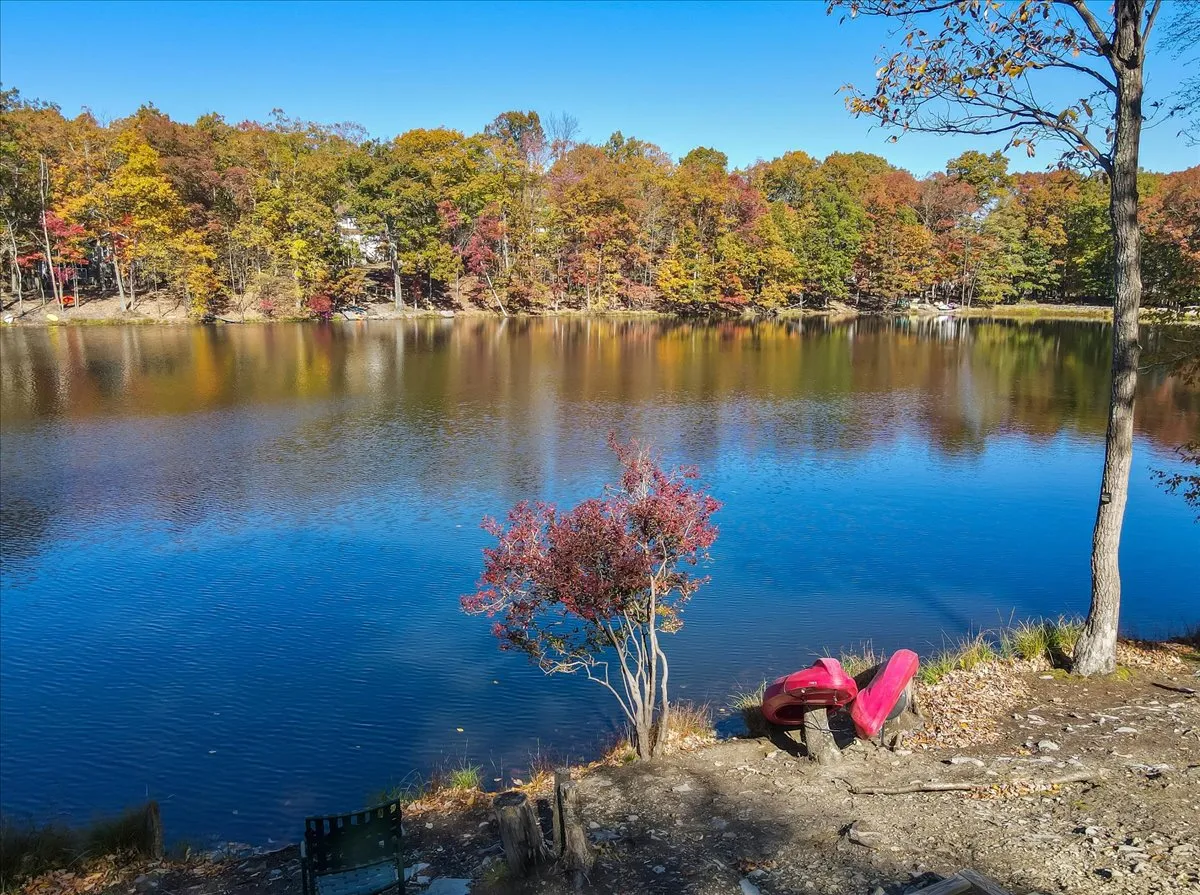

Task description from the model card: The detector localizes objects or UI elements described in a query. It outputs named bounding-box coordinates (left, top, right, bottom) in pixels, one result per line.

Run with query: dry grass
left=729, top=682, right=769, bottom=738
left=838, top=643, right=882, bottom=677
left=0, top=804, right=160, bottom=891
left=665, top=701, right=714, bottom=741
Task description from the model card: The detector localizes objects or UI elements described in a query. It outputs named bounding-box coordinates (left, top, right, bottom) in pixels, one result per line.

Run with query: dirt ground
left=20, top=643, right=1200, bottom=895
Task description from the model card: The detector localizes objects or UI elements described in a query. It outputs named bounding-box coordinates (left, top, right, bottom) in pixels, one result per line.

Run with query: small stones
left=1114, top=726, right=1138, bottom=734
left=1037, top=740, right=1060, bottom=752
left=652, top=864, right=665, bottom=874
left=740, top=879, right=763, bottom=895
left=947, top=755, right=985, bottom=767
left=672, top=782, right=693, bottom=793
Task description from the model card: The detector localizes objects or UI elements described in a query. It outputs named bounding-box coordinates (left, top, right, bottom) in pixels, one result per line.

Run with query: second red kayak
left=761, top=658, right=858, bottom=726
left=850, top=648, right=920, bottom=738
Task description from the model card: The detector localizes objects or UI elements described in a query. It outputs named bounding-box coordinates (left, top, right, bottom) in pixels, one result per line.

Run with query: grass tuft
left=838, top=643, right=881, bottom=677
left=729, top=682, right=769, bottom=738
left=955, top=633, right=997, bottom=671
left=446, top=764, right=483, bottom=791
left=1000, top=616, right=1083, bottom=666
left=917, top=651, right=955, bottom=685
left=666, top=702, right=714, bottom=740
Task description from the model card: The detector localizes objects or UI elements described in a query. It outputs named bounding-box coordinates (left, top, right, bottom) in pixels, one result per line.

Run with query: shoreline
left=2, top=297, right=1193, bottom=329
left=7, top=626, right=1198, bottom=894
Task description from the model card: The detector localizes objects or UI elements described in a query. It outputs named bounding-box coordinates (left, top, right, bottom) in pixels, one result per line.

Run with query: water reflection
left=1, top=317, right=1197, bottom=844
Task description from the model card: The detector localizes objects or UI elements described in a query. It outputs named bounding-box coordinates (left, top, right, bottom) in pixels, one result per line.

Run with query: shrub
left=307, top=293, right=333, bottom=320
left=463, top=436, right=720, bottom=761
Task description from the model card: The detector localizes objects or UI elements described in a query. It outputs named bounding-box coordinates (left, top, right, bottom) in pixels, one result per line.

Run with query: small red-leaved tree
left=462, top=437, right=720, bottom=760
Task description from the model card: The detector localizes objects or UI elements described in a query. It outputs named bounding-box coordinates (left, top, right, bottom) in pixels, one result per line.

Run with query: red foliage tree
left=306, top=292, right=334, bottom=320
left=462, top=437, right=720, bottom=760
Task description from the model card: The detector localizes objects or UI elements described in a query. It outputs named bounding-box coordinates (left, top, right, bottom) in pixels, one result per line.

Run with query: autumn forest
left=1, top=88, right=1197, bottom=319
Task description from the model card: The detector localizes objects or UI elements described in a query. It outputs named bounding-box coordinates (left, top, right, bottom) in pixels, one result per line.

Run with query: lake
left=1, top=316, right=1197, bottom=845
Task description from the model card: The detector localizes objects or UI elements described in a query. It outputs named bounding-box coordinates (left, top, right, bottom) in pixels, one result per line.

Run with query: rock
left=134, top=874, right=161, bottom=893
left=268, top=868, right=282, bottom=881
left=711, top=817, right=729, bottom=830
left=1171, top=843, right=1195, bottom=856
left=1037, top=740, right=1060, bottom=752
left=404, top=863, right=430, bottom=882
left=653, top=865, right=665, bottom=874
left=947, top=756, right=985, bottom=767
left=846, top=820, right=884, bottom=849
left=424, top=881, right=472, bottom=895
left=672, top=782, right=693, bottom=793
left=740, top=879, right=763, bottom=895
left=1113, top=727, right=1138, bottom=734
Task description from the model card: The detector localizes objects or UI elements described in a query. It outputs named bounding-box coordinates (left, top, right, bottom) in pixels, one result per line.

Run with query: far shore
left=1, top=294, right=1194, bottom=328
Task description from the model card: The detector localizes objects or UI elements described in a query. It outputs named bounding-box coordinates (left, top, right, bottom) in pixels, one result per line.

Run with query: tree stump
left=551, top=767, right=572, bottom=857
left=143, top=801, right=164, bottom=859
left=880, top=683, right=923, bottom=749
left=493, top=791, right=547, bottom=875
left=801, top=706, right=842, bottom=765
left=556, top=780, right=593, bottom=890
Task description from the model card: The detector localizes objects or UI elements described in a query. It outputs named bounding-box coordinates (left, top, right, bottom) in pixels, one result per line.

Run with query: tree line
left=1, top=89, right=1196, bottom=319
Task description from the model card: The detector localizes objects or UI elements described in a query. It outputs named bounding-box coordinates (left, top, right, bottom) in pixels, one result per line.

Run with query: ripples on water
left=1, top=317, right=1197, bottom=843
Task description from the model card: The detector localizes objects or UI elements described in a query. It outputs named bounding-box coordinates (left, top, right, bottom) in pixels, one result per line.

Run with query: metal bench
left=300, top=798, right=404, bottom=895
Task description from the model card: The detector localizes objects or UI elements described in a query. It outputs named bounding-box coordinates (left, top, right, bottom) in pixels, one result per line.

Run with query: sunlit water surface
left=1, top=317, right=1197, bottom=843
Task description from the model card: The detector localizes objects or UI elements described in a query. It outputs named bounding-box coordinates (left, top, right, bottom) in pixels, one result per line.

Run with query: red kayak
left=761, top=658, right=858, bottom=726
left=850, top=649, right=919, bottom=738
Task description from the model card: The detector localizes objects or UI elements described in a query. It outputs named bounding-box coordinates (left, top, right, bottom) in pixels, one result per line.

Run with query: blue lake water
left=1, top=317, right=1197, bottom=845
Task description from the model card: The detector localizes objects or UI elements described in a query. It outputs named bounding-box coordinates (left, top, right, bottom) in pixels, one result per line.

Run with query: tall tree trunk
left=1074, top=1, right=1145, bottom=677
left=5, top=219, right=21, bottom=313
left=386, top=226, right=404, bottom=312
left=38, top=155, right=61, bottom=307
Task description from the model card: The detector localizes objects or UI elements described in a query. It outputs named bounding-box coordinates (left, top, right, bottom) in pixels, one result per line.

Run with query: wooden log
left=143, top=801, right=164, bottom=859
left=802, top=706, right=841, bottom=765
left=493, top=791, right=546, bottom=875
left=846, top=769, right=1098, bottom=796
left=958, top=868, right=1016, bottom=895
left=556, top=780, right=593, bottom=890
left=914, top=874, right=974, bottom=895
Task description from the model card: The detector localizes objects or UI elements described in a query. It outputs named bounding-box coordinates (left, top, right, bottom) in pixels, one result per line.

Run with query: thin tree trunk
left=5, top=219, right=21, bottom=313
left=484, top=270, right=508, bottom=317
left=1074, top=1, right=1145, bottom=677
left=113, top=257, right=127, bottom=310
left=38, top=155, right=61, bottom=307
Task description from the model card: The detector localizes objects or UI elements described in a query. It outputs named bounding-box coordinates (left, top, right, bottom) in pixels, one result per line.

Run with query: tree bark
left=1074, top=0, right=1145, bottom=677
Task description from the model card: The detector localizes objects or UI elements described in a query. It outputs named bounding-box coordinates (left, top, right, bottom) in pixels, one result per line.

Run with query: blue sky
left=1, top=0, right=1195, bottom=175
